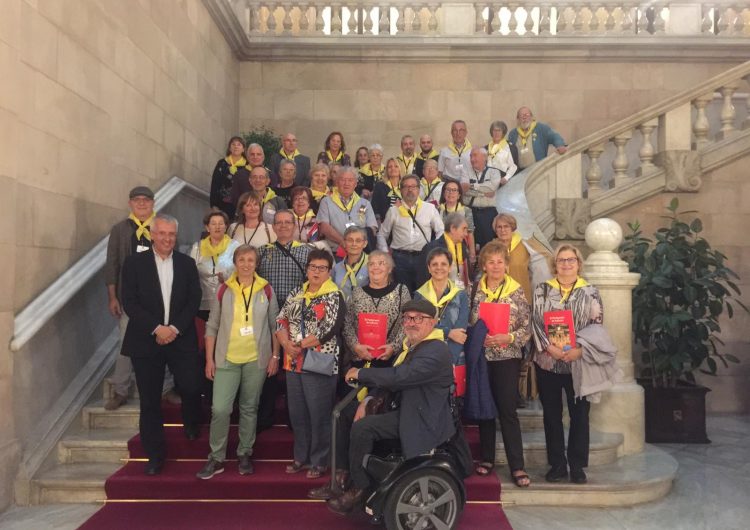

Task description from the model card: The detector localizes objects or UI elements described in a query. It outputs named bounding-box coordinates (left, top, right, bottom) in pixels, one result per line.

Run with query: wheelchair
left=330, top=389, right=469, bottom=530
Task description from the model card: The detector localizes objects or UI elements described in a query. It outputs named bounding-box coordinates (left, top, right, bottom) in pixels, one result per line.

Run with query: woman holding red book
left=469, top=241, right=531, bottom=487
left=531, top=244, right=604, bottom=485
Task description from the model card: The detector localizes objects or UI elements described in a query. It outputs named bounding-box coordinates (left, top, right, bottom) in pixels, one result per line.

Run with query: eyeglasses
left=444, top=188, right=459, bottom=193
left=400, top=185, right=419, bottom=190
left=556, top=257, right=579, bottom=265
left=274, top=220, right=294, bottom=225
left=307, top=264, right=330, bottom=272
left=495, top=224, right=513, bottom=231
left=403, top=315, right=430, bottom=324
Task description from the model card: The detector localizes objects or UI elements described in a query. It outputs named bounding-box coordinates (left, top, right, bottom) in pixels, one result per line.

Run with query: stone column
left=583, top=218, right=644, bottom=456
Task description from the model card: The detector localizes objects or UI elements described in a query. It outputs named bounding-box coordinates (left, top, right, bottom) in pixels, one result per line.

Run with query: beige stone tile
left=0, top=109, right=19, bottom=180
left=134, top=133, right=157, bottom=179
left=74, top=199, right=121, bottom=252
left=19, top=1, right=58, bottom=78
left=0, top=246, right=15, bottom=312
left=0, top=176, right=16, bottom=247
left=239, top=62, right=264, bottom=89
left=273, top=90, right=315, bottom=120
left=0, top=0, right=20, bottom=48
left=30, top=188, right=77, bottom=250
left=13, top=245, right=74, bottom=308
left=0, top=41, right=24, bottom=116
left=464, top=63, right=506, bottom=91
left=113, top=33, right=155, bottom=99
left=490, top=90, right=536, bottom=124
left=239, top=89, right=277, bottom=121
left=145, top=101, right=164, bottom=143
left=0, top=312, right=13, bottom=374
left=163, top=114, right=185, bottom=159
left=55, top=33, right=101, bottom=108
left=541, top=90, right=584, bottom=121
left=16, top=124, right=60, bottom=190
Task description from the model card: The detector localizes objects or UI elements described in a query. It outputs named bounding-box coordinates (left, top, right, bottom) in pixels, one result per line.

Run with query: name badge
left=239, top=326, right=254, bottom=337
left=345, top=221, right=356, bottom=228
left=455, top=163, right=463, bottom=173
left=136, top=245, right=149, bottom=253
left=520, top=147, right=529, bottom=153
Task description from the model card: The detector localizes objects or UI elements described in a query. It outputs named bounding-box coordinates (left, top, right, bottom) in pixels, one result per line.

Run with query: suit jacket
left=358, top=337, right=455, bottom=459
left=120, top=249, right=202, bottom=358
left=268, top=152, right=312, bottom=188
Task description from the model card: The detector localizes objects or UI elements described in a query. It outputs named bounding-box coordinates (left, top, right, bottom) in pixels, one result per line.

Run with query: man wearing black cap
left=328, top=299, right=455, bottom=514
left=103, top=186, right=178, bottom=410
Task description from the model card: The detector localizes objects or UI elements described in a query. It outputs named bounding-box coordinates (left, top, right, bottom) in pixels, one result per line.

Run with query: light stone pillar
left=583, top=218, right=645, bottom=456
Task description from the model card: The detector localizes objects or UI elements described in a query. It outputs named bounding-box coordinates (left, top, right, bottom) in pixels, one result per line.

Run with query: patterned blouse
left=343, top=283, right=411, bottom=364
left=531, top=278, right=604, bottom=374
left=277, top=282, right=346, bottom=375
left=469, top=282, right=531, bottom=362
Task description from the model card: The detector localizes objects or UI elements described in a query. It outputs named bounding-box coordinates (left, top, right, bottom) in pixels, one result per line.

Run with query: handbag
left=299, top=304, right=335, bottom=376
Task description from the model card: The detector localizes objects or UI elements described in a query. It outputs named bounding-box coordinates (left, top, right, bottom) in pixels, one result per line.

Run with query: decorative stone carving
left=553, top=198, right=591, bottom=240
left=654, top=150, right=702, bottom=192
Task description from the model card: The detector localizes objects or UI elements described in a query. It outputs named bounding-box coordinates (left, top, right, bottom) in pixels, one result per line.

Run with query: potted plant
left=241, top=126, right=281, bottom=159
left=620, top=198, right=746, bottom=443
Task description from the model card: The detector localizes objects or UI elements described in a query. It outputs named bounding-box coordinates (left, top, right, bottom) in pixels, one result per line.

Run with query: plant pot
left=638, top=378, right=711, bottom=444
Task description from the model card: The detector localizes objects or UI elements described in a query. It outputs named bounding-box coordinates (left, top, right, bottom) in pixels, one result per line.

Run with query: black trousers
left=131, top=347, right=202, bottom=460
left=392, top=250, right=421, bottom=294
left=477, top=358, right=525, bottom=471
left=470, top=207, right=498, bottom=249
left=349, top=410, right=400, bottom=490
left=333, top=400, right=358, bottom=472
left=257, top=356, right=283, bottom=431
left=535, top=364, right=590, bottom=470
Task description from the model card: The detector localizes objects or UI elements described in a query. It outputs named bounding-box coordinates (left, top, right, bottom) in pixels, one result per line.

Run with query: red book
left=544, top=310, right=576, bottom=349
left=358, top=313, right=388, bottom=358
left=479, top=302, right=510, bottom=335
left=453, top=365, right=466, bottom=398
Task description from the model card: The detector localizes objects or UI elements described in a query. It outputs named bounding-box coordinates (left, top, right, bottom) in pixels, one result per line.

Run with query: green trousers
left=208, top=359, right=266, bottom=461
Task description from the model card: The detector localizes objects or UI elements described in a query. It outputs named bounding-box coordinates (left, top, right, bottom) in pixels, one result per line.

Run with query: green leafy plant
left=620, top=197, right=747, bottom=387
left=240, top=126, right=281, bottom=160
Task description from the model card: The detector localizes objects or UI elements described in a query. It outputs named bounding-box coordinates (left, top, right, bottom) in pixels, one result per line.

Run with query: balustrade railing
left=230, top=1, right=750, bottom=37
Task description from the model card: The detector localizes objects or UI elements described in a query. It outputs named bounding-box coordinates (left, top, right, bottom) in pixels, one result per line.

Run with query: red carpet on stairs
left=80, top=402, right=511, bottom=529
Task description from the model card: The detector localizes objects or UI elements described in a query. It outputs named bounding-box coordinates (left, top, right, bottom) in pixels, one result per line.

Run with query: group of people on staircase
left=102, top=107, right=619, bottom=513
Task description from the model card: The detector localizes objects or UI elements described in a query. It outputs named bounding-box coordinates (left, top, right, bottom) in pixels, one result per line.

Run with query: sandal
left=475, top=462, right=494, bottom=476
left=512, top=470, right=531, bottom=488
left=306, top=466, right=326, bottom=479
left=285, top=461, right=306, bottom=474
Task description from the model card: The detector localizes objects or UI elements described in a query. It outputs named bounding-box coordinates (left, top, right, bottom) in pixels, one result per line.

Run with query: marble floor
left=0, top=415, right=747, bottom=530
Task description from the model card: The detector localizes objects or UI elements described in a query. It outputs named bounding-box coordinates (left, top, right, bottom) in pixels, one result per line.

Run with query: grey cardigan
left=205, top=281, right=279, bottom=370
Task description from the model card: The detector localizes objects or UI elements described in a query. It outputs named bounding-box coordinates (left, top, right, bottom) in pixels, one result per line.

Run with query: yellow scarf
left=129, top=212, right=155, bottom=241
left=261, top=188, right=277, bottom=205
left=417, top=149, right=439, bottom=160
left=279, top=148, right=300, bottom=160
left=339, top=253, right=367, bottom=290
left=385, top=179, right=402, bottom=200
left=546, top=276, right=589, bottom=303
left=398, top=198, right=422, bottom=218
left=358, top=327, right=444, bottom=401
left=509, top=231, right=522, bottom=253
left=200, top=234, right=232, bottom=260
left=293, top=209, right=315, bottom=223
left=448, top=140, right=472, bottom=157
left=417, top=279, right=461, bottom=309
left=516, top=121, right=537, bottom=147
left=361, top=163, right=385, bottom=181
left=298, top=278, right=340, bottom=306
left=444, top=232, right=463, bottom=267
left=397, top=153, right=416, bottom=172
left=479, top=274, right=521, bottom=301
left=440, top=202, right=465, bottom=214
left=326, top=150, right=344, bottom=163
left=488, top=138, right=508, bottom=157
left=226, top=271, right=268, bottom=299
left=311, top=187, right=330, bottom=201
left=330, top=189, right=360, bottom=213
left=225, top=155, right=247, bottom=175
left=421, top=177, right=441, bottom=198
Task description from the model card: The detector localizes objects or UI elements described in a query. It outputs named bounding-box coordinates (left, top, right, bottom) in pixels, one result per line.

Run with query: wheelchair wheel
left=383, top=468, right=462, bottom=530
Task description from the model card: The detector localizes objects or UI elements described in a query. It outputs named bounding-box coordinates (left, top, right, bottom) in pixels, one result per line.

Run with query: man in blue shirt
left=507, top=106, right=567, bottom=170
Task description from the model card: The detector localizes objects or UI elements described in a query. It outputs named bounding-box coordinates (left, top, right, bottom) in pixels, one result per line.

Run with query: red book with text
left=479, top=302, right=511, bottom=335
left=358, top=313, right=388, bottom=358
left=543, top=310, right=576, bottom=349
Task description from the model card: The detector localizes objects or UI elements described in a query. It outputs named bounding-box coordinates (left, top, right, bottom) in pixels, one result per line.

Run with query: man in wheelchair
left=327, top=299, right=457, bottom=515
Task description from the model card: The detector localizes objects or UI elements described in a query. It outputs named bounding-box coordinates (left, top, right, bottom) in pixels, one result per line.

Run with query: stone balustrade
left=524, top=60, right=750, bottom=241
left=229, top=0, right=749, bottom=37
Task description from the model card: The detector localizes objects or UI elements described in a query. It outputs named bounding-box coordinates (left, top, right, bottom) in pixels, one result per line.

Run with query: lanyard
left=559, top=278, right=578, bottom=308
left=424, top=180, right=439, bottom=200
left=239, top=276, right=256, bottom=322
left=295, top=215, right=307, bottom=238
left=243, top=223, right=261, bottom=245
left=485, top=278, right=507, bottom=303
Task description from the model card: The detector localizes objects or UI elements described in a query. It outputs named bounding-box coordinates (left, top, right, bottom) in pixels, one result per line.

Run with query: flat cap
left=129, top=186, right=155, bottom=199
left=400, top=299, right=437, bottom=319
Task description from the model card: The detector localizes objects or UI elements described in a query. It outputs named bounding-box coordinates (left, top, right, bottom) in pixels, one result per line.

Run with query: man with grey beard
left=507, top=106, right=567, bottom=170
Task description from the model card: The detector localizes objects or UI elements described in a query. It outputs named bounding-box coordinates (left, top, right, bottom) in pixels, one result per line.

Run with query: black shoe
left=184, top=425, right=200, bottom=441
left=570, top=468, right=587, bottom=484
left=196, top=458, right=225, bottom=480
left=238, top=455, right=254, bottom=475
left=327, top=487, right=364, bottom=515
left=144, top=458, right=164, bottom=476
left=545, top=466, right=568, bottom=483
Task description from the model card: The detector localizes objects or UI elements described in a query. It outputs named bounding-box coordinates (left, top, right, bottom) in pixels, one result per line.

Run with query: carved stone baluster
left=378, top=5, right=390, bottom=35
left=700, top=4, right=713, bottom=34
left=409, top=6, right=420, bottom=33
left=691, top=93, right=713, bottom=149
left=716, top=5, right=729, bottom=34
left=331, top=3, right=342, bottom=34
left=418, top=4, right=428, bottom=33
left=265, top=3, right=277, bottom=33
left=297, top=3, right=310, bottom=33
left=611, top=131, right=633, bottom=186
left=652, top=5, right=666, bottom=34
left=428, top=3, right=439, bottom=33
left=282, top=3, right=293, bottom=34
left=556, top=5, right=568, bottom=34
left=743, top=74, right=750, bottom=130
left=315, top=2, right=324, bottom=32
left=717, top=81, right=741, bottom=140
left=636, top=119, right=658, bottom=177
left=585, top=143, right=606, bottom=198
left=524, top=4, right=534, bottom=34
left=538, top=4, right=551, bottom=34
left=249, top=2, right=262, bottom=34
left=734, top=6, right=745, bottom=34
left=589, top=4, right=601, bottom=32
left=604, top=4, right=615, bottom=32
left=508, top=3, right=521, bottom=35
left=572, top=3, right=586, bottom=33
left=620, top=5, right=634, bottom=33
left=474, top=3, right=484, bottom=33
left=396, top=5, right=405, bottom=33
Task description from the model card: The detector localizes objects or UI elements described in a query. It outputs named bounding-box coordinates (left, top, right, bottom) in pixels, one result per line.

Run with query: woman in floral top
left=469, top=241, right=531, bottom=487
left=276, top=249, right=345, bottom=479
left=531, top=244, right=603, bottom=486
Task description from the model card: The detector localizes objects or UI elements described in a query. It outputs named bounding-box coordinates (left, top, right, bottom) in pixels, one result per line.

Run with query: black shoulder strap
left=275, top=242, right=305, bottom=275
left=405, top=208, right=430, bottom=243
left=385, top=286, right=403, bottom=340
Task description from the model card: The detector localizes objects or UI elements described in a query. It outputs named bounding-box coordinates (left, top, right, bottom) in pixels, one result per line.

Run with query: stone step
left=29, top=463, right=120, bottom=505
left=499, top=445, right=677, bottom=507
left=57, top=430, right=134, bottom=464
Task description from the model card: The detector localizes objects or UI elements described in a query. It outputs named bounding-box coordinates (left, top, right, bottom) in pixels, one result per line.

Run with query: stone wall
left=0, top=0, right=239, bottom=510
left=238, top=61, right=739, bottom=159
left=610, top=156, right=750, bottom=414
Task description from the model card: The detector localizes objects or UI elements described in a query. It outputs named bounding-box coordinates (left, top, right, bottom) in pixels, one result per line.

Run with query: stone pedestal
left=583, top=218, right=645, bottom=456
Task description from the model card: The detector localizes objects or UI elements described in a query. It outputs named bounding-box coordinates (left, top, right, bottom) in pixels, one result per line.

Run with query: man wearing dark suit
left=329, top=299, right=456, bottom=514
left=268, top=133, right=311, bottom=187
left=121, top=213, right=203, bottom=475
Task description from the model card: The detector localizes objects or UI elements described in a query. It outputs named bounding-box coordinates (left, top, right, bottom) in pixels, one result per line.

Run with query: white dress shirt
left=377, top=201, right=445, bottom=252
left=488, top=146, right=518, bottom=179
left=153, top=251, right=174, bottom=325
left=438, top=144, right=472, bottom=182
